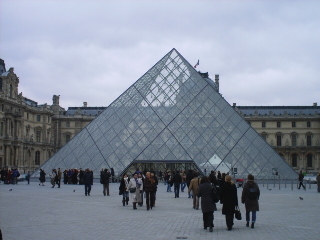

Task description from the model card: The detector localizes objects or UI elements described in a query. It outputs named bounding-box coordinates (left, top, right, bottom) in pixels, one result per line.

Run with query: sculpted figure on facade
left=52, top=95, right=60, bottom=105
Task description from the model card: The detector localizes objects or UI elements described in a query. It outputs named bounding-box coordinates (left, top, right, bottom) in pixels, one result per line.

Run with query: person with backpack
left=241, top=174, right=260, bottom=229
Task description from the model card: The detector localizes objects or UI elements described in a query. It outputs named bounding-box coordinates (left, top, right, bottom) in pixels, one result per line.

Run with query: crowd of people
left=115, top=168, right=261, bottom=232
left=2, top=165, right=320, bottom=232
left=0, top=168, right=22, bottom=184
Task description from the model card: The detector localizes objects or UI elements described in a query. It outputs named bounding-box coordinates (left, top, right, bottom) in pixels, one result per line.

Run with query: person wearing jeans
left=83, top=168, right=93, bottom=196
left=172, top=171, right=182, bottom=198
left=241, top=174, right=260, bottom=229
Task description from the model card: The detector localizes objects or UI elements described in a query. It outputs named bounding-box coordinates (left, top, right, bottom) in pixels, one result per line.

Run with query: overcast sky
left=1, top=0, right=319, bottom=109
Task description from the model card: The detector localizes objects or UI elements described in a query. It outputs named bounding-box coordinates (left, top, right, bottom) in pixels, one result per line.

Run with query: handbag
left=234, top=206, right=242, bottom=220
left=129, top=187, right=136, bottom=193
left=211, top=186, right=219, bottom=203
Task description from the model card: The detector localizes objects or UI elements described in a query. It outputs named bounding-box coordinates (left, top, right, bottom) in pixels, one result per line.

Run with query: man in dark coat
left=298, top=170, right=306, bottom=190
left=172, top=170, right=182, bottom=198
left=101, top=169, right=111, bottom=196
left=83, top=168, right=93, bottom=196
left=220, top=175, right=238, bottom=231
left=241, top=174, right=260, bottom=228
left=197, top=176, right=217, bottom=232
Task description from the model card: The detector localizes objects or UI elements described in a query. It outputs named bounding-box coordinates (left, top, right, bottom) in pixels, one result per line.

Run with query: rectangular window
left=35, top=151, right=40, bottom=165
left=36, top=115, right=41, bottom=122
left=276, top=135, right=282, bottom=146
left=307, top=154, right=313, bottom=168
left=277, top=121, right=281, bottom=128
left=292, top=122, right=296, bottom=128
left=66, top=134, right=71, bottom=143
left=292, top=135, right=297, bottom=147
left=36, top=130, right=41, bottom=142
left=307, top=121, right=311, bottom=128
left=0, top=122, right=3, bottom=136
left=292, top=155, right=297, bottom=167
left=261, top=134, right=267, bottom=141
left=27, top=113, right=29, bottom=120
left=307, top=135, right=312, bottom=146
left=262, top=121, right=266, bottom=128
left=66, top=121, right=70, bottom=128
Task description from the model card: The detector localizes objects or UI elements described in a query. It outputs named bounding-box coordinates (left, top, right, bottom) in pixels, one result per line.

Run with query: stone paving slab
left=0, top=180, right=319, bottom=240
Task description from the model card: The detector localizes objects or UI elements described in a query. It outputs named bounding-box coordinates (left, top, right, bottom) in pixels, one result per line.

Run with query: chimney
left=215, top=74, right=219, bottom=92
left=313, top=102, right=317, bottom=106
left=233, top=103, right=236, bottom=107
left=83, top=102, right=87, bottom=107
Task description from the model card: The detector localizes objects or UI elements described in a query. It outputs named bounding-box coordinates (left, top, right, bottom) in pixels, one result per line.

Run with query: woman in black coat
left=220, top=175, right=238, bottom=231
left=197, top=176, right=217, bottom=232
left=39, top=169, right=46, bottom=186
left=241, top=174, right=260, bottom=228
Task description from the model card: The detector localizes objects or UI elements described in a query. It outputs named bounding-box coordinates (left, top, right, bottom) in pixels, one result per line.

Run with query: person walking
left=56, top=168, right=62, bottom=188
left=180, top=170, right=187, bottom=192
left=49, top=169, right=57, bottom=188
left=144, top=172, right=156, bottom=210
left=101, top=169, right=111, bottom=196
left=186, top=170, right=193, bottom=198
left=298, top=170, right=306, bottom=190
left=188, top=172, right=200, bottom=209
left=137, top=172, right=145, bottom=207
left=165, top=171, right=172, bottom=192
left=241, top=174, right=260, bottom=229
left=317, top=172, right=320, bottom=193
left=197, top=176, right=217, bottom=232
left=26, top=171, right=31, bottom=184
left=127, top=173, right=143, bottom=210
left=39, top=169, right=46, bottom=186
left=172, top=170, right=182, bottom=198
left=220, top=175, right=238, bottom=231
left=119, top=174, right=130, bottom=206
left=83, top=168, right=93, bottom=196
left=150, top=172, right=158, bottom=207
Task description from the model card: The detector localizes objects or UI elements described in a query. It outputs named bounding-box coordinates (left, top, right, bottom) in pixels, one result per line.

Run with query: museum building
left=0, top=51, right=319, bottom=177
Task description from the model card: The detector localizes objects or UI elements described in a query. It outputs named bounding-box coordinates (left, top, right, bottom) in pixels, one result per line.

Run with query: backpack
left=248, top=187, right=258, bottom=200
left=211, top=185, right=219, bottom=203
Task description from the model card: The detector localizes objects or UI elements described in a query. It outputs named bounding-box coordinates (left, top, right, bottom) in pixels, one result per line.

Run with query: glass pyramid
left=33, top=48, right=297, bottom=179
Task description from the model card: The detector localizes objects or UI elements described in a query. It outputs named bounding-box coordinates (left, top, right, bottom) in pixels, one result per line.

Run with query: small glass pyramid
left=33, top=48, right=297, bottom=179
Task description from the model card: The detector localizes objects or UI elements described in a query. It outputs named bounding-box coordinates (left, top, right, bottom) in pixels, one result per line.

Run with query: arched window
left=307, top=154, right=313, bottom=168
left=35, top=151, right=40, bottom=165
left=291, top=153, right=298, bottom=167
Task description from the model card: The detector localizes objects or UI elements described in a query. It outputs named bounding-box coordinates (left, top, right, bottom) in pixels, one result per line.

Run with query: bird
left=299, top=197, right=303, bottom=200
left=73, top=190, right=76, bottom=192
left=9, top=189, right=12, bottom=191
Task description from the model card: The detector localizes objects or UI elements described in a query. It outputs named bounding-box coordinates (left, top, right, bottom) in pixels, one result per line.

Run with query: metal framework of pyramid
left=33, top=48, right=297, bottom=179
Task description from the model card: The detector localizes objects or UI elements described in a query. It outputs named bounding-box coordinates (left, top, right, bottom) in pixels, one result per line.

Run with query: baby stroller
left=236, top=178, right=244, bottom=188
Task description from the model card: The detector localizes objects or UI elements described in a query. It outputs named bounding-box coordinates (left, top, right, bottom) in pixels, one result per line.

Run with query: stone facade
left=0, top=59, right=319, bottom=173
left=234, top=105, right=320, bottom=173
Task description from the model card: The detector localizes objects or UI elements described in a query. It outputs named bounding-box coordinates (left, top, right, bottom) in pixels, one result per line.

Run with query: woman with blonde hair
left=220, top=175, right=238, bottom=231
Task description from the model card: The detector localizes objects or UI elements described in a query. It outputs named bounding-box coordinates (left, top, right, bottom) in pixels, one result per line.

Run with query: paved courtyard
left=0, top=179, right=319, bottom=240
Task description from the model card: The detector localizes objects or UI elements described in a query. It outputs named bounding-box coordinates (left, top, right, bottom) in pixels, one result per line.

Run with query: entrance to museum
left=120, top=160, right=203, bottom=179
